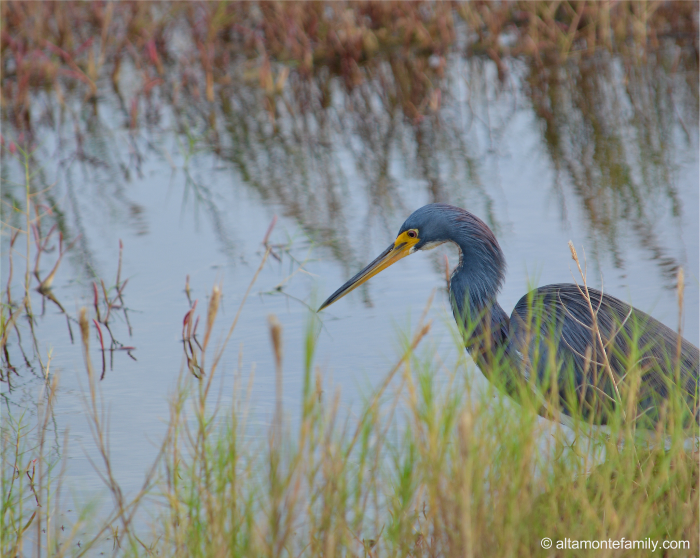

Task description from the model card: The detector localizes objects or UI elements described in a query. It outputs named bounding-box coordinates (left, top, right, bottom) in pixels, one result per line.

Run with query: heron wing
left=507, top=284, right=699, bottom=426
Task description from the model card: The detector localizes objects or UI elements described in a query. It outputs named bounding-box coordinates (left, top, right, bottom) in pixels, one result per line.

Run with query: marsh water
left=2, top=11, right=699, bottom=542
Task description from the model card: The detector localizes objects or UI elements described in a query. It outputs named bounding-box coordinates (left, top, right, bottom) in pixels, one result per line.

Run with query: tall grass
left=143, top=267, right=698, bottom=556
left=0, top=144, right=137, bottom=556
left=2, top=230, right=698, bottom=556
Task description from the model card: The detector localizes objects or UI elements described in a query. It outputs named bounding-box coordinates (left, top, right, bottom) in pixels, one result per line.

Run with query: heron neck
left=449, top=244, right=509, bottom=350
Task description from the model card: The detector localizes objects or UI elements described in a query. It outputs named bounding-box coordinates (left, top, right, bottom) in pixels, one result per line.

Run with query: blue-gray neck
left=445, top=222, right=509, bottom=354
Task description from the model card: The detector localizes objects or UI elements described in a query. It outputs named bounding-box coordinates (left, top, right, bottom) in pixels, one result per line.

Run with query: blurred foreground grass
left=2, top=247, right=698, bottom=557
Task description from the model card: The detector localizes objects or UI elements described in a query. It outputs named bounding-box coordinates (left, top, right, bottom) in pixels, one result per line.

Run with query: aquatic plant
left=1, top=3, right=697, bottom=556
left=2, top=2, right=697, bottom=127
left=4, top=223, right=697, bottom=556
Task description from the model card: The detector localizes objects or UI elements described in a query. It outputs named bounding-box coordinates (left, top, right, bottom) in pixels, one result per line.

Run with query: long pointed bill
left=318, top=231, right=419, bottom=312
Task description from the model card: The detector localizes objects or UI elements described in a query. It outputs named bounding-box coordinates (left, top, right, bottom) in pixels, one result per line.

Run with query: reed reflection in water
left=171, top=52, right=696, bottom=295
left=2, top=3, right=697, bottom=392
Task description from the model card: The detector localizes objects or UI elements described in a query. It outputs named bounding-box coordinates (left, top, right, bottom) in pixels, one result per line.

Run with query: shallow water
left=2, top=45, right=698, bottom=535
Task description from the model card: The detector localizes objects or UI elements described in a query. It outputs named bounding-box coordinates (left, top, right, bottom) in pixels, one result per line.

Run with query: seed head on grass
left=676, top=267, right=685, bottom=370
left=268, top=314, right=283, bottom=372
left=268, top=314, right=284, bottom=441
left=79, top=307, right=90, bottom=360
left=201, top=283, right=221, bottom=353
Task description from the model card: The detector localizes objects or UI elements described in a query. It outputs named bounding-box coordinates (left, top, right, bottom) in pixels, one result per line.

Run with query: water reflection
left=162, top=51, right=695, bottom=290
left=2, top=3, right=697, bottom=395
left=203, top=60, right=499, bottom=297
left=526, top=48, right=697, bottom=285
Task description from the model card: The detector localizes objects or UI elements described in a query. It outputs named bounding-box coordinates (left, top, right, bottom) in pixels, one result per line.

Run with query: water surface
left=2, top=37, right=698, bottom=524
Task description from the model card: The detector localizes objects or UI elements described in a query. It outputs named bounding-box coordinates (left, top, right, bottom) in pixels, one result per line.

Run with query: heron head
left=317, top=204, right=460, bottom=311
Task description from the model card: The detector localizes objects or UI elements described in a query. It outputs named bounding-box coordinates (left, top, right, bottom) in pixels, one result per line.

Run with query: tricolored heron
left=319, top=204, right=699, bottom=427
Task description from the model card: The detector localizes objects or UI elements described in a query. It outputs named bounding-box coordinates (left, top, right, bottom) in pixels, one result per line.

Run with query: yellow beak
left=318, top=231, right=419, bottom=312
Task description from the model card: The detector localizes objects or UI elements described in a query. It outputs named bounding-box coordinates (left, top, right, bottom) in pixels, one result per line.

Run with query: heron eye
left=407, top=230, right=418, bottom=239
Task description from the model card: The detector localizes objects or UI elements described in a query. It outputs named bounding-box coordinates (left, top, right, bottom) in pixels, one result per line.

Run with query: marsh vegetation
left=1, top=2, right=698, bottom=556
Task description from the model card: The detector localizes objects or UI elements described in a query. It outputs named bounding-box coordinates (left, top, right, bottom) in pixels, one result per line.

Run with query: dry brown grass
left=2, top=1, right=697, bottom=129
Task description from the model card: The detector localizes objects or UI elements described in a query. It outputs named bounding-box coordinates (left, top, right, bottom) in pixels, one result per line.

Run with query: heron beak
left=318, top=231, right=419, bottom=312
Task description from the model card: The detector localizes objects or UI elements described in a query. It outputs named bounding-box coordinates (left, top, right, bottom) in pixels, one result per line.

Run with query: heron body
left=319, top=204, right=699, bottom=427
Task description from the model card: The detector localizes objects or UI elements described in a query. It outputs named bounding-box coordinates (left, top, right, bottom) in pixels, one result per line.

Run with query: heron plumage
left=509, top=284, right=699, bottom=425
left=320, top=203, right=700, bottom=427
